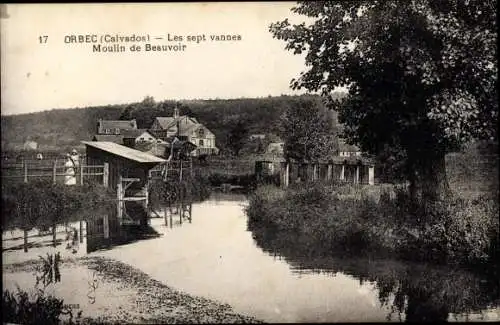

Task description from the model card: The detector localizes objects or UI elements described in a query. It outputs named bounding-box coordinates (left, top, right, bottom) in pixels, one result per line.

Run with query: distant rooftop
left=82, top=141, right=166, bottom=164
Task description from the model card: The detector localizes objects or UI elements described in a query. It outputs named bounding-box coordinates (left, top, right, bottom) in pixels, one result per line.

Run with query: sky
left=0, top=2, right=313, bottom=116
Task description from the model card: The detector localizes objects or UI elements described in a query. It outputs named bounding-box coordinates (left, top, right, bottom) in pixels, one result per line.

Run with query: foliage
left=395, top=191, right=500, bottom=264
left=148, top=174, right=211, bottom=210
left=1, top=179, right=115, bottom=231
left=2, top=289, right=66, bottom=325
left=247, top=182, right=499, bottom=265
left=2, top=253, right=82, bottom=325
left=270, top=1, right=497, bottom=200
left=279, top=97, right=338, bottom=161
left=226, top=120, right=250, bottom=157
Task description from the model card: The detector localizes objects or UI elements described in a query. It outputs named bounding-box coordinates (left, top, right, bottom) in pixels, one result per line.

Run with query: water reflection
left=249, top=224, right=500, bottom=322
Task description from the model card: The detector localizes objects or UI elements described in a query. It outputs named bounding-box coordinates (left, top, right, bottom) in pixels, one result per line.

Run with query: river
left=92, top=192, right=500, bottom=322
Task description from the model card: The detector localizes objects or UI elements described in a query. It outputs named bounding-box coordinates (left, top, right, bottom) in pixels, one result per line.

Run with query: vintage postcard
left=1, top=2, right=498, bottom=324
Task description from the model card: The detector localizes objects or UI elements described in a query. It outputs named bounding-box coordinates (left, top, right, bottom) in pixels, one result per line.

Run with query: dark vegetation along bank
left=1, top=179, right=115, bottom=233
left=246, top=182, right=499, bottom=268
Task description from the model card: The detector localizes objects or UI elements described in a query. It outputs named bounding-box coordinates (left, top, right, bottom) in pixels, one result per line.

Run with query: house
left=149, top=107, right=219, bottom=157
left=338, top=139, right=362, bottom=157
left=23, top=140, right=38, bottom=151
left=92, top=134, right=124, bottom=143
left=266, top=142, right=285, bottom=156
left=97, top=119, right=138, bottom=135
left=122, top=129, right=166, bottom=147
left=249, top=134, right=266, bottom=140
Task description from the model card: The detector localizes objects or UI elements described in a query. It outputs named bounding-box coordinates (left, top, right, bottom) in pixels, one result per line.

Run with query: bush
left=2, top=289, right=66, bottom=325
left=396, top=194, right=499, bottom=265
left=247, top=182, right=499, bottom=266
left=1, top=180, right=115, bottom=232
left=148, top=173, right=212, bottom=210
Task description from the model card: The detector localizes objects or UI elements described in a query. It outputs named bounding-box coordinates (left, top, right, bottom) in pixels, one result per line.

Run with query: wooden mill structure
left=148, top=158, right=194, bottom=227
left=82, top=141, right=167, bottom=251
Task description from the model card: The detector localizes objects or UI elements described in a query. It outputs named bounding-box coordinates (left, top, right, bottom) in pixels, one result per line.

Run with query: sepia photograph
left=1, top=2, right=499, bottom=323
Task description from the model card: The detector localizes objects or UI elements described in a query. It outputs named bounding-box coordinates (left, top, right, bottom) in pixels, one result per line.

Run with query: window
left=115, top=128, right=120, bottom=135
left=157, top=140, right=162, bottom=143
left=199, top=139, right=204, bottom=146
left=198, top=128, right=205, bottom=137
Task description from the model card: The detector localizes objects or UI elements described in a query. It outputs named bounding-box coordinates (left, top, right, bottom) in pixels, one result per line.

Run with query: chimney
left=173, top=106, right=180, bottom=119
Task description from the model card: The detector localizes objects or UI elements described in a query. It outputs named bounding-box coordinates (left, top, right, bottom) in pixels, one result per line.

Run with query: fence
left=1, top=159, right=109, bottom=186
left=149, top=159, right=194, bottom=180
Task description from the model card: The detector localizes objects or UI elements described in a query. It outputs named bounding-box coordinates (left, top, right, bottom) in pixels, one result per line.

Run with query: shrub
left=247, top=182, right=499, bottom=266
left=396, top=194, right=499, bottom=265
left=148, top=173, right=212, bottom=210
left=2, top=289, right=66, bottom=325
left=1, top=179, right=115, bottom=232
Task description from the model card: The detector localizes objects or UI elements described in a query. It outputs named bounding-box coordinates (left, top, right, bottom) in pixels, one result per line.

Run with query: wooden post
left=117, top=175, right=123, bottom=225
left=80, top=162, right=84, bottom=186
left=179, top=160, right=183, bottom=181
left=52, top=224, right=57, bottom=247
left=188, top=204, right=192, bottom=223
left=103, top=163, right=109, bottom=187
left=79, top=220, right=83, bottom=243
left=284, top=162, right=289, bottom=187
left=24, top=161, right=28, bottom=183
left=103, top=215, right=109, bottom=239
left=164, top=206, right=168, bottom=226
left=340, top=164, right=345, bottom=181
left=327, top=164, right=332, bottom=182
left=53, top=160, right=57, bottom=184
left=368, top=166, right=375, bottom=185
left=24, top=229, right=28, bottom=253
left=355, top=165, right=360, bottom=184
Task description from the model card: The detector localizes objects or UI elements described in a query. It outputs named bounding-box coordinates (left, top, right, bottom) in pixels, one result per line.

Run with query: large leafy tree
left=280, top=98, right=338, bottom=161
left=227, top=120, right=250, bottom=157
left=270, top=1, right=497, bottom=201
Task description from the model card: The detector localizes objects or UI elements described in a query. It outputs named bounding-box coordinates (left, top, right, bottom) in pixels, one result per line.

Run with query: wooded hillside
left=1, top=94, right=342, bottom=154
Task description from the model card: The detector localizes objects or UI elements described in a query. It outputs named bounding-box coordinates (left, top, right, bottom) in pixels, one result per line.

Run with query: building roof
left=121, top=129, right=151, bottom=139
left=82, top=141, right=166, bottom=164
left=92, top=134, right=124, bottom=143
left=154, top=117, right=176, bottom=129
left=178, top=123, right=202, bottom=137
left=98, top=119, right=137, bottom=130
left=338, top=138, right=360, bottom=152
left=266, top=142, right=285, bottom=155
left=154, top=116, right=199, bottom=130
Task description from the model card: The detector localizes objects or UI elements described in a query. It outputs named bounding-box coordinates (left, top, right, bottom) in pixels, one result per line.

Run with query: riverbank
left=246, top=183, right=499, bottom=267
left=3, top=256, right=262, bottom=324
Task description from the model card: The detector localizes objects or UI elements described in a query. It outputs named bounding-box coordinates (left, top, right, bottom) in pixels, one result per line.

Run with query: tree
left=226, top=120, right=249, bottom=157
left=270, top=1, right=497, bottom=201
left=280, top=98, right=338, bottom=161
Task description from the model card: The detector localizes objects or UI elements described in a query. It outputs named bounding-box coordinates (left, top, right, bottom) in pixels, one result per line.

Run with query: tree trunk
left=408, top=150, right=451, bottom=203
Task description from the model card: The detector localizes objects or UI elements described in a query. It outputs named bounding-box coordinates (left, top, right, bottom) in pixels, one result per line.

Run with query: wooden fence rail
left=1, top=160, right=109, bottom=186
